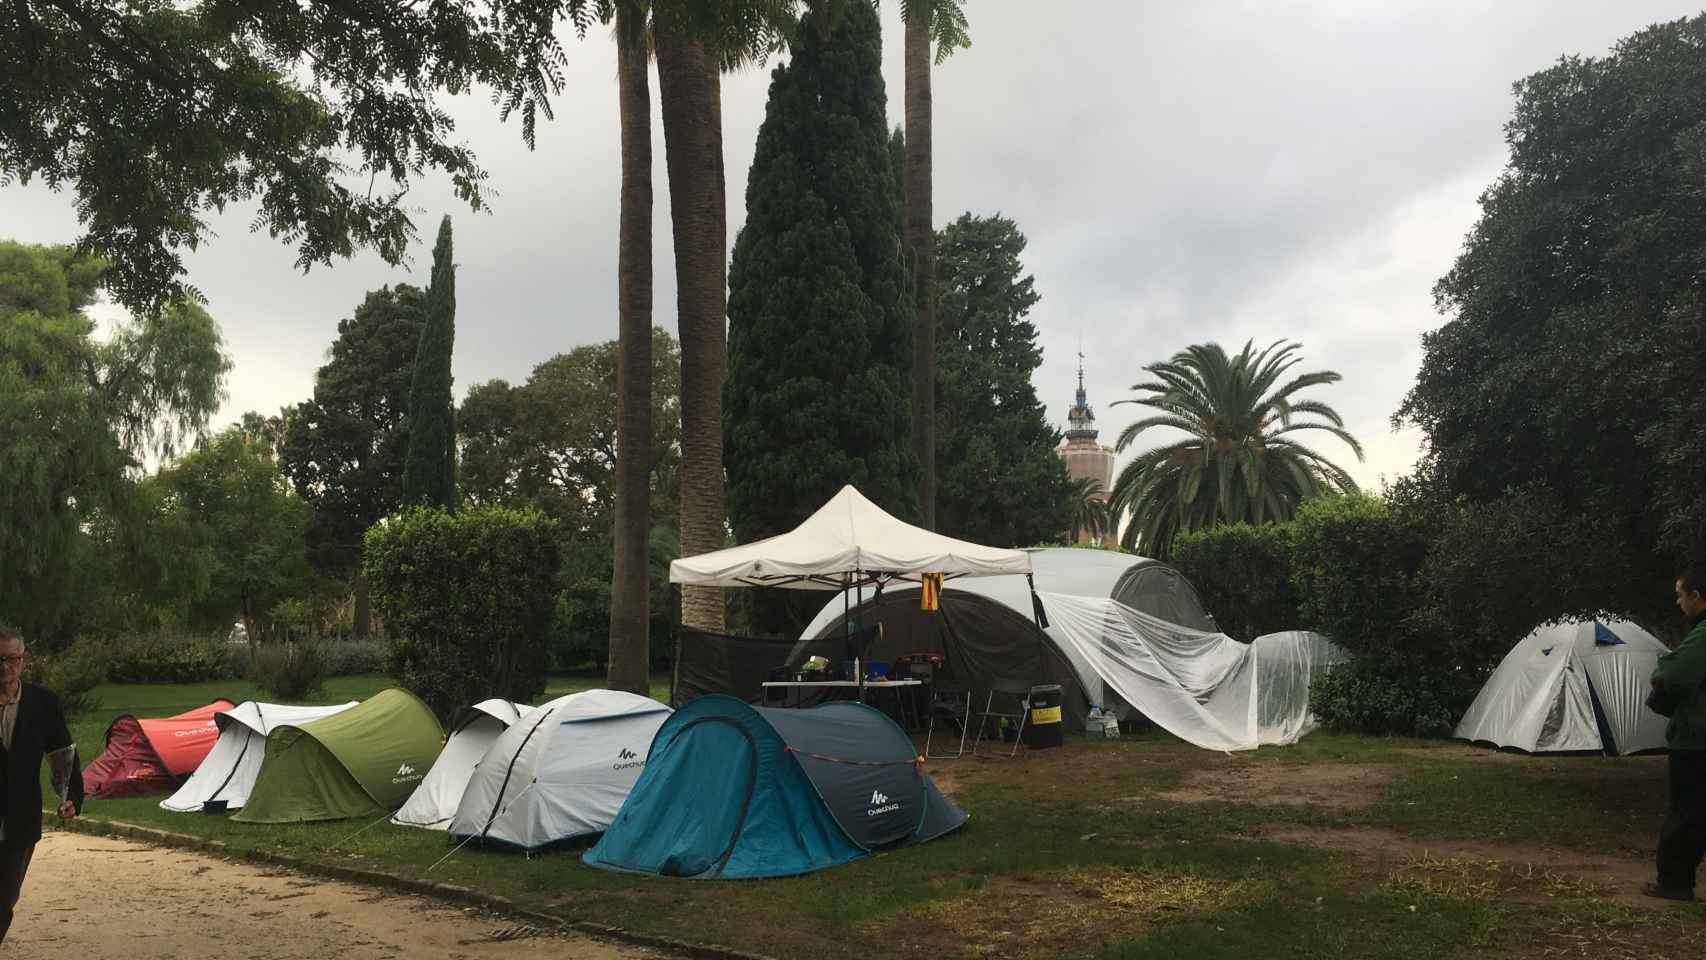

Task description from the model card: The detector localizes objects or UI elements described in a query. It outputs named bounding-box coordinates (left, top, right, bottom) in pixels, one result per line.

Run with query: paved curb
left=51, top=817, right=775, bottom=960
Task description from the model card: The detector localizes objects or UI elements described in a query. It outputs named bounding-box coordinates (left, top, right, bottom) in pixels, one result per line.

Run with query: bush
left=1171, top=522, right=1300, bottom=640
left=95, top=633, right=239, bottom=684
left=1290, top=495, right=1429, bottom=656
left=317, top=639, right=387, bottom=676
left=29, top=642, right=106, bottom=718
left=249, top=642, right=327, bottom=700
left=365, top=505, right=560, bottom=721
left=1310, top=655, right=1477, bottom=738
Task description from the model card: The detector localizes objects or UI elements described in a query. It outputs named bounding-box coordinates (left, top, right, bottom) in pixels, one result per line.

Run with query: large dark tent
left=583, top=696, right=966, bottom=879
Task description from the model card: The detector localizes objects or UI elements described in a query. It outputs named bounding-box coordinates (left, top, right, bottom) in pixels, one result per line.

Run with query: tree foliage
left=1109, top=340, right=1363, bottom=558
left=136, top=426, right=315, bottom=639
left=1169, top=522, right=1298, bottom=641
left=402, top=216, right=458, bottom=510
left=0, top=0, right=634, bottom=311
left=279, top=285, right=423, bottom=580
left=932, top=213, right=1072, bottom=547
left=0, top=240, right=229, bottom=640
left=364, top=505, right=559, bottom=721
left=1399, top=15, right=1706, bottom=626
left=724, top=0, right=917, bottom=630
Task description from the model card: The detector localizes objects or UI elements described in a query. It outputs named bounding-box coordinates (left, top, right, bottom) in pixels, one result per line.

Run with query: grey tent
left=793, top=548, right=1219, bottom=732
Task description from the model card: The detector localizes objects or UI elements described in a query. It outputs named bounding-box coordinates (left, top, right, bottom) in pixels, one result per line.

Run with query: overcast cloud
left=5, top=1, right=1702, bottom=491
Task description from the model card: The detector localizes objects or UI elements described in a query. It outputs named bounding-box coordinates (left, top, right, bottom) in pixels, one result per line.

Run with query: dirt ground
left=1154, top=762, right=1400, bottom=809
left=9, top=832, right=676, bottom=959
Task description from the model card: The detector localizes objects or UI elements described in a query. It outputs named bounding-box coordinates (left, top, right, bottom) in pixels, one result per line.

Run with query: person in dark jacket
left=1646, top=567, right=1706, bottom=901
left=0, top=624, right=82, bottom=942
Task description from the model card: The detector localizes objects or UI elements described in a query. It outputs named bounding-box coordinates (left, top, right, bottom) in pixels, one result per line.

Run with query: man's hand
left=57, top=800, right=76, bottom=819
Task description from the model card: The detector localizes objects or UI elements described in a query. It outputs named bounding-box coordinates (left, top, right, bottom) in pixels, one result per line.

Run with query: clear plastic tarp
left=1037, top=591, right=1348, bottom=752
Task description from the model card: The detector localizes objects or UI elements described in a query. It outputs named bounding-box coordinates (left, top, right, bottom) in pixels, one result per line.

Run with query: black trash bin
left=1022, top=683, right=1064, bottom=749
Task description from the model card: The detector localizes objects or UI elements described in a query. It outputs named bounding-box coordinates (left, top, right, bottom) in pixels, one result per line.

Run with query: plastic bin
left=1022, top=683, right=1064, bottom=749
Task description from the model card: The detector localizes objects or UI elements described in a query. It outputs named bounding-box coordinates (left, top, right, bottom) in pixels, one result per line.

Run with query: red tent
left=82, top=699, right=235, bottom=799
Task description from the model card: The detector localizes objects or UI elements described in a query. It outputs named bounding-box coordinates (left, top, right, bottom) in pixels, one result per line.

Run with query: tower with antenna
left=1056, top=345, right=1116, bottom=545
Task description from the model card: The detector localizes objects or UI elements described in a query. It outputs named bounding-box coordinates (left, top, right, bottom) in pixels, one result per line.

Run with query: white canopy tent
left=669, top=485, right=1033, bottom=590
left=392, top=699, right=532, bottom=830
left=449, top=689, right=672, bottom=851
left=1039, top=592, right=1347, bottom=751
left=1455, top=619, right=1668, bottom=755
left=159, top=700, right=359, bottom=812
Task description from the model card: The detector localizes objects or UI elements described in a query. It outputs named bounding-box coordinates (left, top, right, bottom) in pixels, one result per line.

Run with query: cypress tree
left=402, top=215, right=458, bottom=510
left=725, top=3, right=916, bottom=624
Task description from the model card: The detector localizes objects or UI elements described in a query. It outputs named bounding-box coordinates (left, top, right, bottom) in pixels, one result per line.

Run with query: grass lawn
left=53, top=679, right=1706, bottom=959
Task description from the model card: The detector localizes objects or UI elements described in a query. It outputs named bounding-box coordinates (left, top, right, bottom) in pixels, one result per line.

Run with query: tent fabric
left=233, top=688, right=444, bottom=823
left=448, top=690, right=671, bottom=850
left=785, top=548, right=1221, bottom=731
left=393, top=699, right=532, bottom=830
left=1455, top=619, right=1669, bottom=754
left=1037, top=592, right=1348, bottom=751
left=160, top=701, right=359, bottom=812
left=669, top=485, right=1032, bottom=590
left=82, top=699, right=235, bottom=799
left=583, top=696, right=966, bottom=879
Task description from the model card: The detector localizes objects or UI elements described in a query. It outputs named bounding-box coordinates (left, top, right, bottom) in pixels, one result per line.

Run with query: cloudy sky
left=7, top=1, right=1702, bottom=490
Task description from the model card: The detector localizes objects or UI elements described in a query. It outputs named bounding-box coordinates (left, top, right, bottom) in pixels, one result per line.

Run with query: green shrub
left=365, top=505, right=560, bottom=721
left=1309, top=656, right=1476, bottom=738
left=1290, top=495, right=1428, bottom=655
left=1171, top=522, right=1300, bottom=640
left=96, top=633, right=239, bottom=684
left=29, top=642, right=106, bottom=717
left=317, top=639, right=387, bottom=676
left=249, top=642, right=326, bottom=700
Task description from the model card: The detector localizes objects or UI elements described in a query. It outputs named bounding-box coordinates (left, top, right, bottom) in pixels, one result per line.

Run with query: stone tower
left=1056, top=353, right=1116, bottom=545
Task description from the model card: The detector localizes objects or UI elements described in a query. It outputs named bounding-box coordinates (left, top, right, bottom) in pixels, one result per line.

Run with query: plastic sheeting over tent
left=779, top=549, right=1219, bottom=731
left=1039, top=592, right=1348, bottom=751
left=392, top=699, right=532, bottom=830
left=584, top=696, right=966, bottom=879
left=669, top=485, right=1032, bottom=590
left=160, top=700, right=359, bottom=812
left=449, top=690, right=671, bottom=851
left=83, top=698, right=235, bottom=799
left=233, top=688, right=444, bottom=823
left=1455, top=619, right=1669, bottom=755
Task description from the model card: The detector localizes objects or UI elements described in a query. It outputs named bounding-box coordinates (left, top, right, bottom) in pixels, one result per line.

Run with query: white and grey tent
left=449, top=689, right=672, bottom=851
left=392, top=699, right=532, bottom=830
left=159, top=700, right=359, bottom=812
left=1456, top=619, right=1669, bottom=755
left=1040, top=592, right=1348, bottom=751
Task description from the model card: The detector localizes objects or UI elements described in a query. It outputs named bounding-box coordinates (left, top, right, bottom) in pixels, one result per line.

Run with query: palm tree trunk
left=904, top=7, right=936, bottom=529
left=608, top=7, right=653, bottom=696
left=657, top=26, right=727, bottom=635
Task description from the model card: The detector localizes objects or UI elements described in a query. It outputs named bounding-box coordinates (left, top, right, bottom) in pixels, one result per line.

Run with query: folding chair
left=762, top=666, right=794, bottom=706
left=972, top=679, right=1031, bottom=759
left=923, top=662, right=972, bottom=759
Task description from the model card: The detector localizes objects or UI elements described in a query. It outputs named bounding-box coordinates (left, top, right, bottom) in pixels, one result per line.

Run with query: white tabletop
left=760, top=679, right=923, bottom=688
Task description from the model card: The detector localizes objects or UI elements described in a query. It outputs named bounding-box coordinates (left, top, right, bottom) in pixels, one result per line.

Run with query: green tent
left=233, top=688, right=445, bottom=823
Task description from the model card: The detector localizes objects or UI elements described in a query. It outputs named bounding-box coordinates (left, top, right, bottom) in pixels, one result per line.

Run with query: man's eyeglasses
left=0, top=656, right=24, bottom=667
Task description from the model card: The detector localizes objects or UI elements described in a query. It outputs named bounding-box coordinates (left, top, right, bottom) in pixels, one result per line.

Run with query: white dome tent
left=449, top=689, right=672, bottom=852
left=159, top=700, right=359, bottom=813
left=392, top=699, right=532, bottom=830
left=1456, top=619, right=1670, bottom=755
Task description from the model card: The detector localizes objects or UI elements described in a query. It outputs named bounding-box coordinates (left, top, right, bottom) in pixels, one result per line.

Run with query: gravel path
left=9, top=831, right=676, bottom=959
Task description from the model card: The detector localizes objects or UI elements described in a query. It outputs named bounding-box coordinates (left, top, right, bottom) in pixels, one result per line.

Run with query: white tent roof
left=1455, top=619, right=1669, bottom=754
left=161, top=700, right=359, bottom=812
left=1040, top=592, right=1347, bottom=751
left=449, top=689, right=672, bottom=850
left=669, top=485, right=1032, bottom=590
left=393, top=699, right=533, bottom=830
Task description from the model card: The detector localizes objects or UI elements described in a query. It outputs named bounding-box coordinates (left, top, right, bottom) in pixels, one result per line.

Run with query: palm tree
left=1065, top=476, right=1109, bottom=545
left=901, top=0, right=970, bottom=530
left=1108, top=340, right=1363, bottom=557
left=607, top=1, right=655, bottom=695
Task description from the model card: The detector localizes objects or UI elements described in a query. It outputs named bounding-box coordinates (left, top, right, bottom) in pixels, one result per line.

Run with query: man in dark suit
left=0, top=624, right=82, bottom=943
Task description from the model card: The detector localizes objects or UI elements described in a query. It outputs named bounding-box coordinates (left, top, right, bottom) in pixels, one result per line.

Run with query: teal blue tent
left=583, top=695, right=966, bottom=879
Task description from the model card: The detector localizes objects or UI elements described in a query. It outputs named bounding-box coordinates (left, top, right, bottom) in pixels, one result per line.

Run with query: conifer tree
left=402, top=216, right=459, bottom=510
left=725, top=3, right=915, bottom=592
